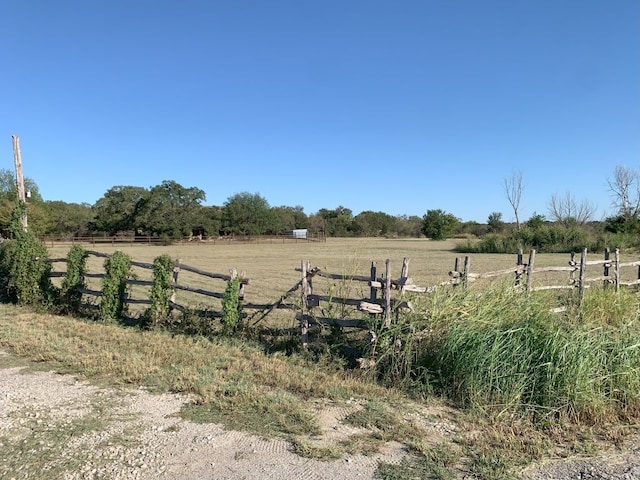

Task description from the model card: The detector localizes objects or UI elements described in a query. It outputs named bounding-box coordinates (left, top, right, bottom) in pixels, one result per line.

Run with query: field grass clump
left=373, top=283, right=640, bottom=424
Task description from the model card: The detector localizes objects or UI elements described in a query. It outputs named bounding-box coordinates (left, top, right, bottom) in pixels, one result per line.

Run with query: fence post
left=384, top=259, right=391, bottom=327
left=170, top=259, right=181, bottom=306
left=370, top=261, right=377, bottom=302
left=578, top=248, right=587, bottom=299
left=300, top=261, right=309, bottom=349
left=526, top=250, right=536, bottom=293
left=462, top=256, right=470, bottom=290
left=603, top=248, right=610, bottom=287
left=615, top=248, right=620, bottom=293
left=515, top=249, right=524, bottom=286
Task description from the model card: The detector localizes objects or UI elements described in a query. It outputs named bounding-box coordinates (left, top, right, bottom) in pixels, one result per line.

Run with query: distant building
left=292, top=229, right=307, bottom=239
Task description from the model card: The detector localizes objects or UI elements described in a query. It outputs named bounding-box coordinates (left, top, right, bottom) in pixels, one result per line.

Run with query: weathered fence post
left=370, top=261, right=377, bottom=302
left=526, top=250, right=536, bottom=293
left=603, top=248, right=611, bottom=288
left=614, top=248, right=620, bottom=293
left=384, top=259, right=391, bottom=327
left=300, top=261, right=309, bottom=349
left=170, top=259, right=181, bottom=306
left=462, top=256, right=470, bottom=290
left=578, top=248, right=587, bottom=299
left=515, top=249, right=524, bottom=286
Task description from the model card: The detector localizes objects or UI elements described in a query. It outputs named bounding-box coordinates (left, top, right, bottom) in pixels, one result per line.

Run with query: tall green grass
left=375, top=284, right=640, bottom=424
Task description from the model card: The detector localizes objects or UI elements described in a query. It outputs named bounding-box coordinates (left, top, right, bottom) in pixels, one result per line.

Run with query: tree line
left=1, top=165, right=638, bottom=252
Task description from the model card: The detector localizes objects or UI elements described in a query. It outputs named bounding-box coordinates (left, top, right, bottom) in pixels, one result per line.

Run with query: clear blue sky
left=2, top=1, right=638, bottom=222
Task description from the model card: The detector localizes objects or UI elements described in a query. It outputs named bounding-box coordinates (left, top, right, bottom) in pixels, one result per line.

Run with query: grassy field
left=2, top=237, right=639, bottom=479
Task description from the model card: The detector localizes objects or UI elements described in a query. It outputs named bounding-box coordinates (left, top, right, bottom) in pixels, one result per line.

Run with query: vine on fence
left=61, top=245, right=87, bottom=311
left=221, top=275, right=242, bottom=335
left=0, top=203, right=53, bottom=306
left=150, top=254, right=174, bottom=326
left=100, top=251, right=132, bottom=322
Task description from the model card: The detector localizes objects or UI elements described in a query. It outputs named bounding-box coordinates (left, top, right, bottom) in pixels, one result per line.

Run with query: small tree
left=422, top=209, right=460, bottom=240
left=487, top=212, right=504, bottom=233
left=503, top=171, right=524, bottom=230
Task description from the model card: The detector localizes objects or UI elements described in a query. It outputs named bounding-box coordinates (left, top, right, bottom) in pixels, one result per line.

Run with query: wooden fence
left=293, top=247, right=639, bottom=348
left=46, top=247, right=638, bottom=346
left=48, top=250, right=250, bottom=318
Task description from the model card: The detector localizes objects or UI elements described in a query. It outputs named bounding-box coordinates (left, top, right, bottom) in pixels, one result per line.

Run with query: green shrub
left=0, top=228, right=53, bottom=307
left=61, top=245, right=87, bottom=311
left=100, top=251, right=132, bottom=322
left=150, top=254, right=174, bottom=326
left=221, top=276, right=242, bottom=335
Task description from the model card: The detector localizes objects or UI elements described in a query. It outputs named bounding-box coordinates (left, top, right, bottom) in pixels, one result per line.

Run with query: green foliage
left=422, top=209, right=460, bottom=240
left=487, top=212, right=504, bottom=233
left=44, top=201, right=94, bottom=237
left=150, top=254, right=174, bottom=325
left=100, top=251, right=132, bottom=322
left=92, top=185, right=148, bottom=235
left=457, top=218, right=605, bottom=254
left=0, top=203, right=53, bottom=306
left=221, top=275, right=242, bottom=335
left=61, top=245, right=87, bottom=311
left=135, top=180, right=206, bottom=238
left=222, top=192, right=275, bottom=235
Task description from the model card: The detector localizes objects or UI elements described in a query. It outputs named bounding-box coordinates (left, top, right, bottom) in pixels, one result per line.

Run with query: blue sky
left=1, top=1, right=638, bottom=222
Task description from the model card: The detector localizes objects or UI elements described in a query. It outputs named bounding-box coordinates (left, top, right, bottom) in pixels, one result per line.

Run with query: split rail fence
left=293, top=247, right=638, bottom=348
left=48, top=250, right=251, bottom=319
left=47, top=247, right=638, bottom=346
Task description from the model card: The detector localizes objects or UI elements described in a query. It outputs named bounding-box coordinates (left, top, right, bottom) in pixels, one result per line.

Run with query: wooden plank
left=125, top=279, right=153, bottom=286
left=174, top=283, right=224, bottom=299
left=359, top=301, right=384, bottom=314
left=532, top=266, right=576, bottom=273
left=532, top=285, right=575, bottom=291
left=296, top=313, right=368, bottom=329
left=76, top=288, right=102, bottom=297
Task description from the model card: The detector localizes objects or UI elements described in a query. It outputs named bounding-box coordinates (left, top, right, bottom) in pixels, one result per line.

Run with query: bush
left=0, top=231, right=53, bottom=307
left=61, top=245, right=87, bottom=312
left=100, top=251, right=132, bottom=322
left=149, top=254, right=174, bottom=326
left=221, top=275, right=242, bottom=335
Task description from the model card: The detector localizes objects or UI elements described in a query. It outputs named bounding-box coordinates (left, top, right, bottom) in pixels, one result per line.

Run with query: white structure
left=292, top=229, right=308, bottom=239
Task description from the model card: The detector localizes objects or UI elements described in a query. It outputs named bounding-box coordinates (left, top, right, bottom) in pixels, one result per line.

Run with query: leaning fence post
left=578, top=248, right=587, bottom=299
left=526, top=250, right=536, bottom=293
left=384, top=259, right=391, bottom=327
left=462, top=256, right=470, bottom=290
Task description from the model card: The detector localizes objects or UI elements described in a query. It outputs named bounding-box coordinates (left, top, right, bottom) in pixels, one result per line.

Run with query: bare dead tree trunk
left=12, top=135, right=28, bottom=231
left=503, top=171, right=523, bottom=230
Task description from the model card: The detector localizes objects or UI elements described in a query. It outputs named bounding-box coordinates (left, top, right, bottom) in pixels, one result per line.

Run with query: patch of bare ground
left=0, top=352, right=427, bottom=480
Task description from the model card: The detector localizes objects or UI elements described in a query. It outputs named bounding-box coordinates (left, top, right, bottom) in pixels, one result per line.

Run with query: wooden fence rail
left=48, top=250, right=249, bottom=318
left=295, top=247, right=638, bottom=348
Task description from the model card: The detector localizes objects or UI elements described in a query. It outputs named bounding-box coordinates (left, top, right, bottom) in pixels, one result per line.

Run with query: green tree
left=93, top=186, right=148, bottom=235
left=222, top=192, right=276, bottom=235
left=0, top=169, right=46, bottom=237
left=44, top=201, right=94, bottom=236
left=271, top=205, right=309, bottom=233
left=353, top=211, right=396, bottom=237
left=487, top=212, right=504, bottom=233
left=421, top=209, right=460, bottom=240
left=315, top=206, right=355, bottom=237
left=135, top=180, right=206, bottom=238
